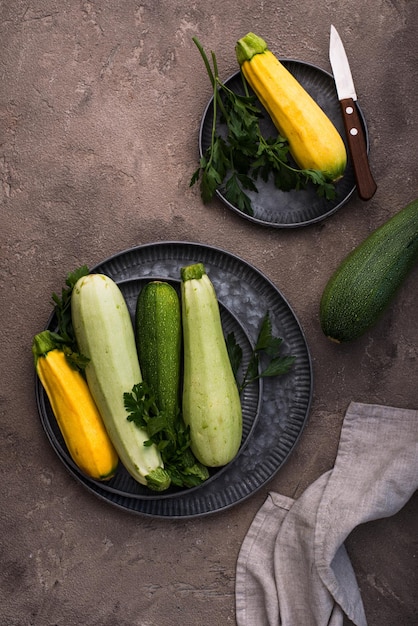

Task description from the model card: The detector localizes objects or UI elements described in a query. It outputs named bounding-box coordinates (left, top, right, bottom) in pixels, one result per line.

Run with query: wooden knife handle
left=340, top=98, right=377, bottom=201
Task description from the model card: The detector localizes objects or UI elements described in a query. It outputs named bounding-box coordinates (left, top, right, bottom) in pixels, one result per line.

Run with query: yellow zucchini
left=33, top=330, right=118, bottom=481
left=235, top=32, right=347, bottom=181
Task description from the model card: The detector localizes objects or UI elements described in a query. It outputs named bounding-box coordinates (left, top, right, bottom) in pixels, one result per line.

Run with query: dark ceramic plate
left=199, top=61, right=369, bottom=228
left=36, top=242, right=313, bottom=518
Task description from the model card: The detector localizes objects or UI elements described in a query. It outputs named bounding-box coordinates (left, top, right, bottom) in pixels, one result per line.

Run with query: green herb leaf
left=226, top=331, right=243, bottom=381
left=124, top=382, right=210, bottom=489
left=254, top=312, right=275, bottom=351
left=52, top=265, right=89, bottom=344
left=224, top=173, right=255, bottom=216
left=50, top=265, right=90, bottom=371
left=236, top=312, right=296, bottom=392
left=259, top=355, right=296, bottom=378
left=61, top=344, right=91, bottom=371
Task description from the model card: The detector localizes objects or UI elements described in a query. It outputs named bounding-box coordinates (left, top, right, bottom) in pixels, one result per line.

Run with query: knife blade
left=329, top=25, right=377, bottom=200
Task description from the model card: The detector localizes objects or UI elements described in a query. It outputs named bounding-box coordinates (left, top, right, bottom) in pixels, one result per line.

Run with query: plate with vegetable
left=35, top=242, right=312, bottom=518
left=192, top=34, right=369, bottom=228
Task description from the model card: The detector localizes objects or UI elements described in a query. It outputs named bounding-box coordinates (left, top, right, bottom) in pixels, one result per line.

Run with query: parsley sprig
left=52, top=266, right=89, bottom=347
left=190, top=38, right=336, bottom=216
left=227, top=312, right=296, bottom=393
left=124, top=382, right=210, bottom=489
left=51, top=265, right=90, bottom=371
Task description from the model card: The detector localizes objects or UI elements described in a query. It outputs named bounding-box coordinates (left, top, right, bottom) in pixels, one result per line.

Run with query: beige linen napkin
left=235, top=401, right=418, bottom=626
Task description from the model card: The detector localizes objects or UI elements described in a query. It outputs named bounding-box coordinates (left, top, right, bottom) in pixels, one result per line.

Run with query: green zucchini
left=71, top=273, right=171, bottom=491
left=135, top=281, right=182, bottom=424
left=180, top=263, right=242, bottom=467
left=320, top=198, right=418, bottom=342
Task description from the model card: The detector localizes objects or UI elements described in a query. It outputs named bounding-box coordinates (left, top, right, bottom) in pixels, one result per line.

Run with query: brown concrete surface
left=1, top=1, right=417, bottom=625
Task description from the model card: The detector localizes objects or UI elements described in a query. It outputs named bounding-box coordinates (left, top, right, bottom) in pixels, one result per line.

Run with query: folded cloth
left=235, top=401, right=418, bottom=626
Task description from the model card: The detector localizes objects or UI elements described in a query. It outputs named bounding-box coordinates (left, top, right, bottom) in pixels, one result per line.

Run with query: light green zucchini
left=180, top=263, right=242, bottom=467
left=71, top=273, right=171, bottom=491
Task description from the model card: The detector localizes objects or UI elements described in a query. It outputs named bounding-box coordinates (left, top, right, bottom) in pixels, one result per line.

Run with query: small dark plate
left=36, top=242, right=313, bottom=518
left=199, top=61, right=369, bottom=228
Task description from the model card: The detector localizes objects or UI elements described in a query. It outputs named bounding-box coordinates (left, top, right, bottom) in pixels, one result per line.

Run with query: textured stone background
left=1, top=1, right=417, bottom=624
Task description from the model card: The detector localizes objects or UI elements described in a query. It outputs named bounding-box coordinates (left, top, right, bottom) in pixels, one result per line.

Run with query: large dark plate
left=36, top=242, right=313, bottom=518
left=199, top=61, right=369, bottom=228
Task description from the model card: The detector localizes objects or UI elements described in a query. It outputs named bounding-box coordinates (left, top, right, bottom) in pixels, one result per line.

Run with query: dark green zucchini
left=135, top=281, right=182, bottom=423
left=320, top=198, right=418, bottom=342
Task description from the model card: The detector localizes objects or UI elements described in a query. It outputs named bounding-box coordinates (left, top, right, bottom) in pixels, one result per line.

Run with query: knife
left=329, top=24, right=377, bottom=200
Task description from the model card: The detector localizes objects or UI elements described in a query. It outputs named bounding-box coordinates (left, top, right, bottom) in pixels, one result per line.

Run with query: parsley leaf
left=52, top=265, right=89, bottom=350
left=226, top=331, right=243, bottom=378
left=227, top=311, right=296, bottom=393
left=51, top=265, right=90, bottom=371
left=224, top=173, right=255, bottom=216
